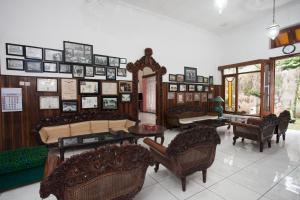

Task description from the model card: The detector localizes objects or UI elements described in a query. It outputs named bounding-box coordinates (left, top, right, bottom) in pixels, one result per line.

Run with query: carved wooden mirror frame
left=126, top=48, right=167, bottom=125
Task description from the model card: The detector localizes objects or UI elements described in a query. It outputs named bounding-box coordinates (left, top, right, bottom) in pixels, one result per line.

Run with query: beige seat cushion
left=110, top=128, right=129, bottom=133
left=70, top=121, right=91, bottom=136
left=39, top=124, right=70, bottom=143
left=109, top=120, right=127, bottom=131
left=179, top=115, right=218, bottom=124
left=126, top=120, right=136, bottom=129
left=91, top=120, right=109, bottom=133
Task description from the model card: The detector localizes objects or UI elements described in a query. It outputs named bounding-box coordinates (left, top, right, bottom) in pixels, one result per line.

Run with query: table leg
left=134, top=138, right=138, bottom=144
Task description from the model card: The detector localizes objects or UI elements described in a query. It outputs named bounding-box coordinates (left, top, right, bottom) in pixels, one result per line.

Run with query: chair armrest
left=231, top=121, right=260, bottom=130
left=44, top=153, right=61, bottom=177
left=143, top=138, right=167, bottom=155
left=247, top=118, right=263, bottom=126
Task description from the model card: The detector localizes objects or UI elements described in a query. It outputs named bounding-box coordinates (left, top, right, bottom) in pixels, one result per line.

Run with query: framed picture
left=117, top=68, right=127, bottom=77
left=37, top=78, right=58, bottom=92
left=62, top=101, right=77, bottom=112
left=204, top=86, right=209, bottom=92
left=6, top=43, right=24, bottom=56
left=179, top=84, right=187, bottom=92
left=43, top=62, right=58, bottom=73
left=176, top=74, right=184, bottom=82
left=197, top=76, right=204, bottom=83
left=95, top=66, right=106, bottom=76
left=208, top=92, right=214, bottom=100
left=168, top=92, right=175, bottom=100
left=61, top=79, right=77, bottom=100
left=188, top=84, right=195, bottom=92
left=121, top=94, right=131, bottom=102
left=94, top=54, right=108, bottom=66
left=201, top=92, right=208, bottom=102
left=184, top=67, right=197, bottom=82
left=79, top=80, right=99, bottom=94
left=25, top=60, right=42, bottom=72
left=120, top=58, right=127, bottom=64
left=194, top=93, right=201, bottom=101
left=203, top=77, right=209, bottom=84
left=177, top=93, right=185, bottom=104
left=119, top=81, right=132, bottom=93
left=108, top=57, right=120, bottom=67
left=169, top=74, right=176, bottom=82
left=81, top=96, right=98, bottom=109
left=102, top=96, right=118, bottom=110
left=39, top=96, right=59, bottom=109
left=25, top=46, right=43, bottom=60
left=64, top=41, right=93, bottom=64
left=44, top=48, right=63, bottom=62
left=72, top=65, right=85, bottom=78
left=186, top=93, right=193, bottom=102
left=209, top=76, right=214, bottom=85
left=85, top=66, right=94, bottom=77
left=169, top=83, right=178, bottom=92
left=196, top=85, right=203, bottom=92
left=102, top=81, right=118, bottom=95
left=106, top=68, right=116, bottom=80
left=59, top=63, right=72, bottom=73
left=6, top=58, right=24, bottom=71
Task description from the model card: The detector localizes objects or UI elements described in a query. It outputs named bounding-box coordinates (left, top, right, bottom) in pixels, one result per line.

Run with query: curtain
left=142, top=76, right=156, bottom=113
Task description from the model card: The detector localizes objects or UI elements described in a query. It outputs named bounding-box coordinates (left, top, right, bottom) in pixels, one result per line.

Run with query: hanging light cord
left=272, top=0, right=276, bottom=24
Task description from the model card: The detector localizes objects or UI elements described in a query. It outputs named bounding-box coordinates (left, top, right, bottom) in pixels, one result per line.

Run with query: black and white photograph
left=209, top=76, right=214, bottom=85
left=64, top=41, right=93, bottom=64
left=197, top=76, right=204, bottom=83
left=25, top=46, right=43, bottom=60
left=94, top=54, right=108, bottom=66
left=196, top=85, right=203, bottom=91
left=95, top=66, right=105, bottom=75
left=102, top=96, right=118, bottom=110
left=6, top=58, right=24, bottom=70
left=25, top=60, right=42, bottom=72
left=168, top=92, right=175, bottom=100
left=203, top=77, right=209, bottom=83
left=37, top=78, right=58, bottom=92
left=44, top=48, right=63, bottom=62
left=108, top=57, right=120, bottom=67
left=81, top=96, right=98, bottom=109
left=208, top=92, right=214, bottom=100
left=201, top=92, right=208, bottom=102
left=176, top=74, right=184, bottom=82
left=169, top=83, right=178, bottom=92
left=59, top=64, right=72, bottom=73
left=62, top=101, right=77, bottom=112
left=194, top=93, right=201, bottom=101
left=186, top=93, right=193, bottom=102
left=85, top=66, right=94, bottom=77
left=73, top=65, right=85, bottom=78
left=117, top=68, right=127, bottom=77
left=177, top=93, right=185, bottom=104
left=120, top=58, right=127, bottom=64
left=43, top=62, right=58, bottom=73
left=106, top=67, right=116, bottom=80
left=184, top=67, right=197, bottom=82
left=121, top=94, right=131, bottom=102
left=188, top=84, right=195, bottom=92
left=6, top=43, right=24, bottom=56
left=169, top=74, right=176, bottom=82
left=204, top=86, right=209, bottom=92
left=79, top=80, right=99, bottom=94
left=102, top=82, right=118, bottom=95
left=179, top=84, right=187, bottom=92
left=119, top=81, right=132, bottom=93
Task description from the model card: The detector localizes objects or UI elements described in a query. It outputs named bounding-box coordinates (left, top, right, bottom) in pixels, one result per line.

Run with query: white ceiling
left=117, top=0, right=298, bottom=32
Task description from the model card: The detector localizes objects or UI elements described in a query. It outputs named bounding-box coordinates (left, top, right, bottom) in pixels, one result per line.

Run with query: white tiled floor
left=1, top=126, right=300, bottom=200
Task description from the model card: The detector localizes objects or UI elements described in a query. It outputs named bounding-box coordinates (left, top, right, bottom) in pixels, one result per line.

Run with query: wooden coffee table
left=128, top=125, right=166, bottom=144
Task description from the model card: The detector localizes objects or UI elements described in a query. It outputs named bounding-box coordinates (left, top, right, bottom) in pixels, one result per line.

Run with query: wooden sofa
left=32, top=111, right=138, bottom=145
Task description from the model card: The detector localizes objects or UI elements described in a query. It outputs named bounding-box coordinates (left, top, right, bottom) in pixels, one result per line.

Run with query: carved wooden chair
left=144, top=126, right=220, bottom=191
left=40, top=145, right=153, bottom=200
left=275, top=110, right=291, bottom=143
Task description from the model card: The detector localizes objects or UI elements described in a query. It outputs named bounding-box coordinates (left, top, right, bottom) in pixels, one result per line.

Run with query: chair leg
left=268, top=140, right=271, bottom=148
left=202, top=169, right=207, bottom=183
left=233, top=136, right=238, bottom=145
left=154, top=162, right=159, bottom=173
left=181, top=177, right=186, bottom=192
left=276, top=134, right=280, bottom=143
left=283, top=134, right=286, bottom=141
left=260, top=142, right=264, bottom=152
left=242, top=138, right=245, bottom=142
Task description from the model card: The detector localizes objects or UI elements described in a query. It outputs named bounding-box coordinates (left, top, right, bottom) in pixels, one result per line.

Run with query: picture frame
left=176, top=74, right=184, bottom=82
left=169, top=74, right=176, bottom=82
left=37, top=78, right=58, bottom=92
left=169, top=83, right=178, bottom=92
left=6, top=43, right=24, bottom=56
left=184, top=67, right=197, bottom=82
left=179, top=84, right=187, bottom=92
left=197, top=76, right=204, bottom=83
left=120, top=58, right=127, bottom=64
left=119, top=81, right=132, bottom=93
left=64, top=41, right=93, bottom=64
left=79, top=80, right=99, bottom=94
left=102, top=81, right=118, bottom=95
left=94, top=54, right=108, bottom=66
left=194, top=93, right=201, bottom=101
left=25, top=60, right=42, bottom=72
left=204, top=86, right=209, bottom=92
left=201, top=92, right=208, bottom=102
left=25, top=46, right=43, bottom=60
left=188, top=84, right=195, bottom=92
left=203, top=77, right=209, bottom=84
left=72, top=65, right=85, bottom=78
left=177, top=93, right=185, bottom=104
left=102, top=96, right=118, bottom=110
left=117, top=68, right=127, bottom=77
left=196, top=85, right=203, bottom=92
left=39, top=96, right=59, bottom=109
left=44, top=48, right=63, bottom=62
left=121, top=93, right=131, bottom=102
left=95, top=66, right=106, bottom=76
left=208, top=92, right=214, bottom=100
left=108, top=57, right=120, bottom=67
left=62, top=101, right=77, bottom=112
left=43, top=62, right=58, bottom=73
left=168, top=92, right=175, bottom=100
left=81, top=96, right=98, bottom=109
left=59, top=63, right=72, bottom=73
left=61, top=79, right=77, bottom=100
left=85, top=66, right=94, bottom=77
left=6, top=58, right=24, bottom=71
left=186, top=93, right=193, bottom=102
left=106, top=67, right=116, bottom=80
left=209, top=76, right=214, bottom=85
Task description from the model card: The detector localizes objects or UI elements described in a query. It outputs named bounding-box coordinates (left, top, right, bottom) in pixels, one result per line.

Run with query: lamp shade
left=266, top=23, right=280, bottom=40
left=214, top=96, right=224, bottom=102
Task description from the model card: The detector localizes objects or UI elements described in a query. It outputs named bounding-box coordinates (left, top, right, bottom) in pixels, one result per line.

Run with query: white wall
left=0, top=0, right=223, bottom=84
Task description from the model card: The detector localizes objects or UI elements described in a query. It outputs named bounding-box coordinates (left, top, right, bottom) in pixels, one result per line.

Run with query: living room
left=0, top=0, right=300, bottom=200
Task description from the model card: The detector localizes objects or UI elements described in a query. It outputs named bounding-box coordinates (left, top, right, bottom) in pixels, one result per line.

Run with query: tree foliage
left=277, top=57, right=300, bottom=71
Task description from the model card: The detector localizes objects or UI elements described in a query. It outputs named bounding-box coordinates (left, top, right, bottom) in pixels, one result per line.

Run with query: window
left=271, top=24, right=300, bottom=49
left=225, top=77, right=236, bottom=112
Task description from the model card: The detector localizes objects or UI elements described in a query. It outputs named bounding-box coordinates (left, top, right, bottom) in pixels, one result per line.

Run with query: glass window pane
left=238, top=64, right=261, bottom=73
left=275, top=32, right=290, bottom=46
left=225, top=77, right=236, bottom=112
left=224, top=68, right=236, bottom=75
left=263, top=64, right=270, bottom=112
left=295, top=27, right=300, bottom=42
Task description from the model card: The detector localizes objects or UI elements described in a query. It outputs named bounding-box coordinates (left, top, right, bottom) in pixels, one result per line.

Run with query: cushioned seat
left=179, top=115, right=218, bottom=124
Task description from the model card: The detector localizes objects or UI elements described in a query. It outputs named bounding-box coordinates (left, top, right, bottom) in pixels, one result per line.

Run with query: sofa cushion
left=70, top=121, right=91, bottom=136
left=126, top=120, right=136, bottom=129
left=40, top=124, right=70, bottom=142
left=91, top=120, right=109, bottom=133
left=109, top=120, right=127, bottom=131
left=179, top=115, right=218, bottom=124
left=178, top=112, right=205, bottom=119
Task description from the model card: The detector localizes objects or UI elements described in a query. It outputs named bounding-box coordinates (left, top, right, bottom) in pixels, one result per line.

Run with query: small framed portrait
left=94, top=54, right=108, bottom=66
left=37, top=78, right=58, bottom=92
left=197, top=76, right=204, bottom=83
left=194, top=93, right=201, bottom=101
left=64, top=41, right=93, bottom=64
left=209, top=76, right=214, bottom=85
left=62, top=101, right=77, bottom=112
left=61, top=79, right=77, bottom=100
left=169, top=74, right=176, bottom=82
left=43, top=62, right=58, bottom=73
left=196, top=85, right=203, bottom=92
left=119, top=81, right=132, bottom=93
left=117, top=68, right=127, bottom=77
left=102, top=81, right=118, bottom=95
left=106, top=67, right=116, bottom=80
left=188, top=84, right=195, bottom=92
left=81, top=96, right=98, bottom=109
left=208, top=92, right=214, bottom=100
left=79, top=80, right=99, bottom=94
left=59, top=63, right=72, bottom=73
left=85, top=66, right=94, bottom=77
left=95, top=66, right=106, bottom=76
left=169, top=83, right=178, bottom=92
left=108, top=57, right=120, bottom=67
left=203, top=77, right=209, bottom=84
left=186, top=93, right=193, bottom=102
left=179, top=84, right=187, bottom=92
left=44, top=48, right=63, bottom=62
left=102, top=96, right=118, bottom=110
left=6, top=43, right=24, bottom=56
left=39, top=96, right=60, bottom=110
left=204, top=86, right=209, bottom=92
left=25, top=60, right=42, bottom=72
left=120, top=58, right=127, bottom=64
left=168, top=92, right=175, bottom=100
left=121, top=93, right=131, bottom=102
left=25, top=46, right=43, bottom=60
left=177, top=93, right=185, bottom=104
left=201, top=92, right=208, bottom=102
left=184, top=67, right=197, bottom=82
left=73, top=65, right=85, bottom=78
left=6, top=58, right=24, bottom=71
left=176, top=74, right=184, bottom=82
